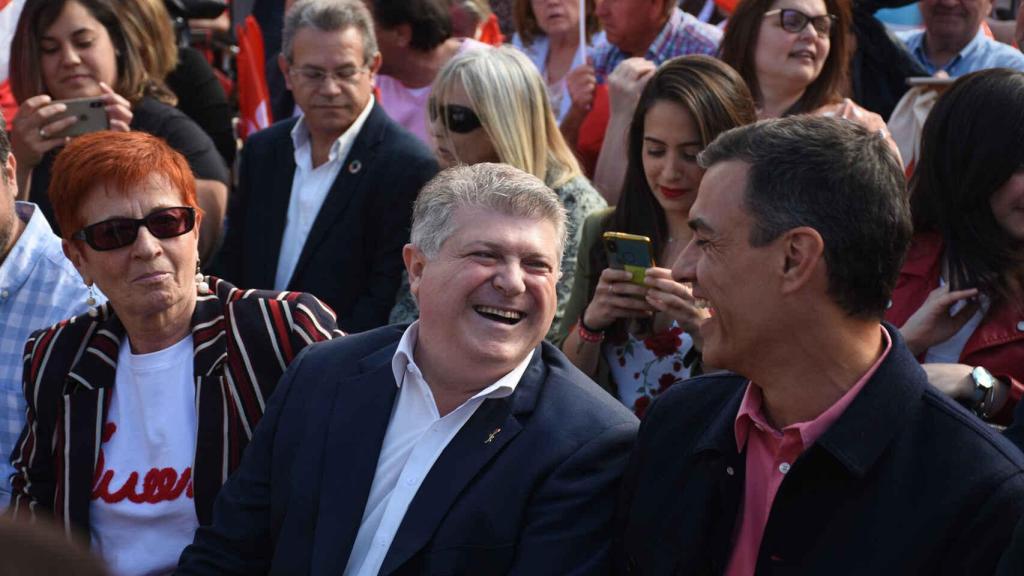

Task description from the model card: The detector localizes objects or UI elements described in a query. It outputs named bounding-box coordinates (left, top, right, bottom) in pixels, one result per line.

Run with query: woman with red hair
left=8, top=131, right=343, bottom=575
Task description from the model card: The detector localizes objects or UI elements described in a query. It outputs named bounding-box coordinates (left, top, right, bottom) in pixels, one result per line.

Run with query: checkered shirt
left=592, top=8, right=722, bottom=84
left=0, top=203, right=98, bottom=508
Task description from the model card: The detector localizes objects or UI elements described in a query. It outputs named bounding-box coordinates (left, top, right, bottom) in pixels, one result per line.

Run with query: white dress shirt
left=342, top=322, right=534, bottom=576
left=274, top=96, right=375, bottom=290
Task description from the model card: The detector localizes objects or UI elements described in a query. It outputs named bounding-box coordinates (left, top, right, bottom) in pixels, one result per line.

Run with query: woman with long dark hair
left=886, top=68, right=1024, bottom=432
left=557, top=55, right=757, bottom=416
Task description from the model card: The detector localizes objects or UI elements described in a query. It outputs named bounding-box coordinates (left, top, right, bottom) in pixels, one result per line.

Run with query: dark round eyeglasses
left=764, top=8, right=837, bottom=38
left=72, top=206, right=197, bottom=251
left=428, top=99, right=483, bottom=134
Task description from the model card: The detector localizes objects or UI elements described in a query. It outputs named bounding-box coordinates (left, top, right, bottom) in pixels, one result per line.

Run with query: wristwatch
left=969, top=366, right=998, bottom=419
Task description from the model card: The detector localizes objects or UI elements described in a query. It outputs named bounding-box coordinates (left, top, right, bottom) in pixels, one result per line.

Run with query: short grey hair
left=411, top=163, right=568, bottom=260
left=282, top=0, right=378, bottom=64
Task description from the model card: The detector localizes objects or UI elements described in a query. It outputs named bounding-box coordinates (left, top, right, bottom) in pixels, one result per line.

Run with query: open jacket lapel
left=63, top=304, right=124, bottom=531
left=378, top=348, right=547, bottom=575
left=311, top=343, right=400, bottom=575
left=288, top=105, right=385, bottom=287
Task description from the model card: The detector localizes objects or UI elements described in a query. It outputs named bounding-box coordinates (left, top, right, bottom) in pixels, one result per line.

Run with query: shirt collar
left=0, top=202, right=63, bottom=295
left=645, top=8, right=684, bottom=60
left=391, top=321, right=531, bottom=403
left=290, top=94, right=376, bottom=169
left=917, top=27, right=987, bottom=73
left=734, top=326, right=893, bottom=453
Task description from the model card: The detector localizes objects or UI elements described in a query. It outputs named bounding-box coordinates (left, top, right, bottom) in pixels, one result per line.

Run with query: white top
left=924, top=277, right=988, bottom=364
left=90, top=336, right=198, bottom=576
left=274, top=95, right=376, bottom=290
left=342, top=322, right=533, bottom=576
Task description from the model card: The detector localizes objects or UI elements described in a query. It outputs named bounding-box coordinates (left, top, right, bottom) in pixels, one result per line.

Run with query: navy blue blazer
left=176, top=325, right=639, bottom=575
left=217, top=105, right=438, bottom=333
left=617, top=324, right=1024, bottom=575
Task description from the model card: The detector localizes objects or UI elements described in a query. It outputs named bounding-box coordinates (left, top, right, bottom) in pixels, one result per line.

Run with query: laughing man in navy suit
left=176, top=163, right=639, bottom=575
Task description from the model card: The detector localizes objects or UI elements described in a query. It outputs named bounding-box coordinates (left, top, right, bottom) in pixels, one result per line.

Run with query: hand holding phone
left=603, top=231, right=655, bottom=286
left=49, top=97, right=110, bottom=139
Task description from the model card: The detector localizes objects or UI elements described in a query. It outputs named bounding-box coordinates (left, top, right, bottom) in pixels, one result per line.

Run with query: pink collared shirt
left=724, top=328, right=892, bottom=576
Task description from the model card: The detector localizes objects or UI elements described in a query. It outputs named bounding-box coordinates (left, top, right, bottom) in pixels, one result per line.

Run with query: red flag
left=235, top=15, right=272, bottom=140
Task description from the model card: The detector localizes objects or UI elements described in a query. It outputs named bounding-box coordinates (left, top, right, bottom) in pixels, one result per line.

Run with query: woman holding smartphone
left=556, top=56, right=756, bottom=416
left=8, top=0, right=229, bottom=260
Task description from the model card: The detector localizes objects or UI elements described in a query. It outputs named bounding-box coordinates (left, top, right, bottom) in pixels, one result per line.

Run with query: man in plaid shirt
left=0, top=122, right=98, bottom=509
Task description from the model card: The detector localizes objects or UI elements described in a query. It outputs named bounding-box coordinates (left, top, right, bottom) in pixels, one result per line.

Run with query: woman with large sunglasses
left=9, top=0, right=229, bottom=261
left=556, top=56, right=757, bottom=416
left=718, top=0, right=893, bottom=150
left=8, top=131, right=343, bottom=575
left=388, top=46, right=606, bottom=336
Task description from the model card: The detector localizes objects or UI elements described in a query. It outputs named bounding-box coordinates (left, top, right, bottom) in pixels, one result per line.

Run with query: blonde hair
left=431, top=46, right=582, bottom=189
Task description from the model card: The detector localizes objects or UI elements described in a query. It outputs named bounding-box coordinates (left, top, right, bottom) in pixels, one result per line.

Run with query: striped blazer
left=8, top=276, right=343, bottom=536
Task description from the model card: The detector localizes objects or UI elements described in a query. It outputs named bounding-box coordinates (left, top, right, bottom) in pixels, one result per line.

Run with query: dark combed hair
left=587, top=55, right=757, bottom=335
left=699, top=116, right=911, bottom=318
left=910, top=68, right=1024, bottom=309
left=373, top=0, right=452, bottom=51
left=718, top=0, right=851, bottom=115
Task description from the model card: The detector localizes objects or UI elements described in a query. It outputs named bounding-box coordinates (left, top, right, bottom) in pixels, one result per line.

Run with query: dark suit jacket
left=176, top=325, right=638, bottom=575
left=617, top=324, right=1024, bottom=575
left=8, top=277, right=342, bottom=534
left=217, top=105, right=438, bottom=333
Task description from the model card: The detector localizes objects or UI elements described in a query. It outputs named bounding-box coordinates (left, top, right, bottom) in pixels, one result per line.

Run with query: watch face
left=972, top=366, right=996, bottom=389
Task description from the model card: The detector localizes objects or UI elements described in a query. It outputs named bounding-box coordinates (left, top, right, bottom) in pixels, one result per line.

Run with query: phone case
left=603, top=231, right=655, bottom=285
left=54, top=97, right=109, bottom=138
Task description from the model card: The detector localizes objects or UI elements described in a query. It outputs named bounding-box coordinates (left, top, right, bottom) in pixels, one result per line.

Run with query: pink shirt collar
left=734, top=326, right=893, bottom=453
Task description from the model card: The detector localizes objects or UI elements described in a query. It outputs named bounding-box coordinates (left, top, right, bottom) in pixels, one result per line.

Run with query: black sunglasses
left=764, top=8, right=837, bottom=38
left=428, top=100, right=483, bottom=134
left=72, top=206, right=197, bottom=251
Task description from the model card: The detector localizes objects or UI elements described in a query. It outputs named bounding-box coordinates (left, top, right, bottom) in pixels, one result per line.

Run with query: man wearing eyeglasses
left=217, top=0, right=438, bottom=333
left=897, top=0, right=1024, bottom=77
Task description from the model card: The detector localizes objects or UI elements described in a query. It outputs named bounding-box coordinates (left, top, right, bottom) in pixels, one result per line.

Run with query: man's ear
left=62, top=239, right=92, bottom=285
left=404, top=243, right=427, bottom=299
left=368, top=51, right=383, bottom=78
left=778, top=226, right=825, bottom=295
left=4, top=152, right=17, bottom=199
left=278, top=53, right=293, bottom=92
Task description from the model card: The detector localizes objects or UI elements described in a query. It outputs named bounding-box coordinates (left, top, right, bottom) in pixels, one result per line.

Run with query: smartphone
left=50, top=96, right=109, bottom=138
left=603, top=231, right=655, bottom=286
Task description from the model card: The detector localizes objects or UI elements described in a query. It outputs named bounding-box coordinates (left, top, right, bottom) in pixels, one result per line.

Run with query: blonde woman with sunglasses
left=388, top=46, right=606, bottom=337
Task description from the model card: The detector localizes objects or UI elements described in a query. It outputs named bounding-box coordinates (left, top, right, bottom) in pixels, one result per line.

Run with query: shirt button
left=1017, top=321, right=1024, bottom=332
left=726, top=466, right=735, bottom=476
left=886, top=299, right=893, bottom=309
left=0, top=289, right=8, bottom=299
left=405, top=476, right=418, bottom=486
left=779, top=462, right=791, bottom=474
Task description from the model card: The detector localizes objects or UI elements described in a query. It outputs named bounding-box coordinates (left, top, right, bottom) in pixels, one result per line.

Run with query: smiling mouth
left=475, top=305, right=525, bottom=325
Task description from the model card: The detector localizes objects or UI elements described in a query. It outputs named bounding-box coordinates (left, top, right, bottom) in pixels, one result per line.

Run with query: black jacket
left=217, top=104, right=438, bottom=332
left=617, top=324, right=1024, bottom=575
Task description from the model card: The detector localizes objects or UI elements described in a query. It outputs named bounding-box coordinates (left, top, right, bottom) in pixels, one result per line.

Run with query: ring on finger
left=38, top=127, right=47, bottom=139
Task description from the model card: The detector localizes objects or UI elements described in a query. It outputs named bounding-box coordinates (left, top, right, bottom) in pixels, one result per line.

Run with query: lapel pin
left=348, top=159, right=362, bottom=174
left=484, top=427, right=502, bottom=444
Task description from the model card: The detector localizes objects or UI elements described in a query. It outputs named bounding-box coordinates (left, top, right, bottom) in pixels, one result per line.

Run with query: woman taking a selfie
left=557, top=56, right=756, bottom=416
left=9, top=0, right=229, bottom=259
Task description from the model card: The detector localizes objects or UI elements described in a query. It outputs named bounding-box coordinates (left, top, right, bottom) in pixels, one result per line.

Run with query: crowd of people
left=0, top=0, right=1022, bottom=574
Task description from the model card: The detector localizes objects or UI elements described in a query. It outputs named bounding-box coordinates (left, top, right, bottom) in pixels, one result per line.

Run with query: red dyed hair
left=49, top=131, right=199, bottom=238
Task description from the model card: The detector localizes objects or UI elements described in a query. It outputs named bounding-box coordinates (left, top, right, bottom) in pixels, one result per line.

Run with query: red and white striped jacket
left=8, top=276, right=344, bottom=536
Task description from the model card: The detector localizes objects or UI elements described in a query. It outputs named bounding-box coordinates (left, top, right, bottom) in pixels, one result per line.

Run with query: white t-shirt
left=90, top=335, right=198, bottom=576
